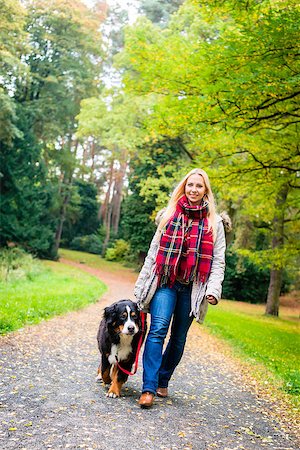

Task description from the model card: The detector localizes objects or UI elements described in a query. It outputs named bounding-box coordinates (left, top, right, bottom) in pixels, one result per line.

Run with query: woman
left=134, top=168, right=226, bottom=409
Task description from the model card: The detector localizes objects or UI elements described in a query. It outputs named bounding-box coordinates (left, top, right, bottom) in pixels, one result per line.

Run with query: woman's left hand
left=206, top=295, right=217, bottom=305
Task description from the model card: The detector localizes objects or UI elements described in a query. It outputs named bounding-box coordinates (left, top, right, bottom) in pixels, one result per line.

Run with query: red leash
left=115, top=312, right=147, bottom=376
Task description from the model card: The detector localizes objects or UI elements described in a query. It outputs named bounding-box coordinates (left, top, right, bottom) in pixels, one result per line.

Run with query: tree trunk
left=266, top=268, right=283, bottom=316
left=53, top=188, right=71, bottom=256
left=82, top=143, right=88, bottom=180
left=52, top=139, right=78, bottom=257
left=90, top=140, right=95, bottom=182
left=102, top=203, right=112, bottom=256
left=98, top=159, right=114, bottom=222
left=111, top=159, right=127, bottom=235
left=265, top=183, right=289, bottom=316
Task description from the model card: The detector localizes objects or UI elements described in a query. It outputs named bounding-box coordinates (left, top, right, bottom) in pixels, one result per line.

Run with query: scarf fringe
left=156, top=264, right=209, bottom=287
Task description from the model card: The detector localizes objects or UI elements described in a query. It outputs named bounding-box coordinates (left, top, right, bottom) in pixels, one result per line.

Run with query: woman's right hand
left=206, top=295, right=217, bottom=305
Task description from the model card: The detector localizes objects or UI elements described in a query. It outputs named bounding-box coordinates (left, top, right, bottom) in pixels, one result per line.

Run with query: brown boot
left=139, top=392, right=154, bottom=409
left=156, top=387, right=168, bottom=398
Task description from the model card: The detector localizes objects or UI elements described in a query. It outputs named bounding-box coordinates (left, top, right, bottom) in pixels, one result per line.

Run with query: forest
left=0, top=0, right=299, bottom=316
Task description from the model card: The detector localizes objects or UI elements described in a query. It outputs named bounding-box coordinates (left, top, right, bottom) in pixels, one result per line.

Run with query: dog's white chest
left=108, top=335, right=133, bottom=365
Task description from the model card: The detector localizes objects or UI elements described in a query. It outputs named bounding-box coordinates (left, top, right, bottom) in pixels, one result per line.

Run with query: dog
left=96, top=299, right=147, bottom=398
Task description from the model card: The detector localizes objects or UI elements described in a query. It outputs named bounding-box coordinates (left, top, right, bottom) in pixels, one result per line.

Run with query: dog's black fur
left=97, top=299, right=147, bottom=398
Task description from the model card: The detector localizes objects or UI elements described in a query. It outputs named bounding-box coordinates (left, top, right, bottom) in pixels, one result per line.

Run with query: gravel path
left=0, top=259, right=298, bottom=450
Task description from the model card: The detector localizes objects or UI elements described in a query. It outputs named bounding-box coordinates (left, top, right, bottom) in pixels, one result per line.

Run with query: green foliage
left=139, top=0, right=183, bottom=26
left=0, top=89, right=22, bottom=145
left=0, top=0, right=105, bottom=260
left=120, top=0, right=300, bottom=132
left=204, top=300, right=300, bottom=400
left=16, top=0, right=103, bottom=142
left=0, top=0, right=26, bottom=62
left=223, top=249, right=270, bottom=303
left=120, top=193, right=156, bottom=256
left=120, top=138, right=190, bottom=257
left=105, top=239, right=131, bottom=261
left=70, top=234, right=103, bottom=255
left=116, top=0, right=300, bottom=306
left=0, top=0, right=27, bottom=147
left=0, top=3, right=55, bottom=257
left=77, top=92, right=149, bottom=153
left=0, top=115, right=56, bottom=257
left=0, top=261, right=106, bottom=334
left=62, top=180, right=100, bottom=245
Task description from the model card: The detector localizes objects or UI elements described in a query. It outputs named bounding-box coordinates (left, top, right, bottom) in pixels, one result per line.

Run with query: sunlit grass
left=0, top=261, right=106, bottom=334
left=204, top=299, right=300, bottom=401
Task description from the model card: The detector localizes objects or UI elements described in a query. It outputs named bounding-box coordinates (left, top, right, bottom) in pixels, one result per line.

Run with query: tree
left=0, top=109, right=56, bottom=257
left=0, top=0, right=106, bottom=257
left=117, top=0, right=300, bottom=314
left=61, top=180, right=100, bottom=246
left=139, top=0, right=183, bottom=26
left=120, top=137, right=190, bottom=259
left=0, top=0, right=56, bottom=256
left=77, top=90, right=151, bottom=249
left=0, top=0, right=26, bottom=145
left=265, top=184, right=289, bottom=315
left=17, top=0, right=104, bottom=256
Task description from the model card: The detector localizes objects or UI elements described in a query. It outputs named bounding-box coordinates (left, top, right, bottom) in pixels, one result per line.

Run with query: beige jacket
left=134, top=215, right=226, bottom=323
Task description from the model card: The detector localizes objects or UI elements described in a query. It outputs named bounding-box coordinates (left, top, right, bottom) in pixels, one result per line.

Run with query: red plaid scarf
left=156, top=195, right=213, bottom=287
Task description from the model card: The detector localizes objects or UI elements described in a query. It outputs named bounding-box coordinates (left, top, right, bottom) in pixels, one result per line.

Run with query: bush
left=223, top=249, right=270, bottom=303
left=69, top=234, right=102, bottom=254
left=0, top=247, right=42, bottom=282
left=105, top=239, right=131, bottom=261
left=223, top=249, right=293, bottom=303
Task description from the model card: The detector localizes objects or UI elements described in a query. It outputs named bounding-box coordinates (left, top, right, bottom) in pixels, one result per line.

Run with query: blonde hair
left=158, top=168, right=218, bottom=241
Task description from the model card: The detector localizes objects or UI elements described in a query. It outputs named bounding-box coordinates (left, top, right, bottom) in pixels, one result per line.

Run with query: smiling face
left=185, top=173, right=206, bottom=206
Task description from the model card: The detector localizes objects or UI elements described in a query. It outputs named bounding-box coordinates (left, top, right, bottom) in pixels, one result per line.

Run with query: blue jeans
left=142, top=281, right=194, bottom=394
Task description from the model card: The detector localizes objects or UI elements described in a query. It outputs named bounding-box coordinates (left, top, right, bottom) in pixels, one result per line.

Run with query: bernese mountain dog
left=96, top=299, right=147, bottom=398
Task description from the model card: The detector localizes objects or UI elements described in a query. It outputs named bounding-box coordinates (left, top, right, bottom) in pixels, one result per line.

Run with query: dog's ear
left=104, top=304, right=117, bottom=326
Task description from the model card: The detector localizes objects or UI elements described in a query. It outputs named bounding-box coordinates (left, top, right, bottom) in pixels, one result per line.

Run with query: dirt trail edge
left=0, top=258, right=298, bottom=450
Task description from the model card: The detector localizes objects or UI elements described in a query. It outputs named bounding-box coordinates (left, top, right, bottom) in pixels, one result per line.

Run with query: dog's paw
left=95, top=373, right=102, bottom=382
left=106, top=389, right=120, bottom=398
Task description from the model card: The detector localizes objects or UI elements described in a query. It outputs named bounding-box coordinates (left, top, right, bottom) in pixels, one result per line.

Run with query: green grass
left=204, top=300, right=300, bottom=401
left=0, top=261, right=107, bottom=334
left=59, top=248, right=137, bottom=272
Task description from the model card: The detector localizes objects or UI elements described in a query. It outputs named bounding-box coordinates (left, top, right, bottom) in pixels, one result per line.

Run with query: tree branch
left=257, top=91, right=300, bottom=110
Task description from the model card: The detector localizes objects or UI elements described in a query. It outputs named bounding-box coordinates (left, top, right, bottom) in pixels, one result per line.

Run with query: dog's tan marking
left=102, top=367, right=111, bottom=385
left=107, top=365, right=123, bottom=398
left=113, top=324, right=124, bottom=334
